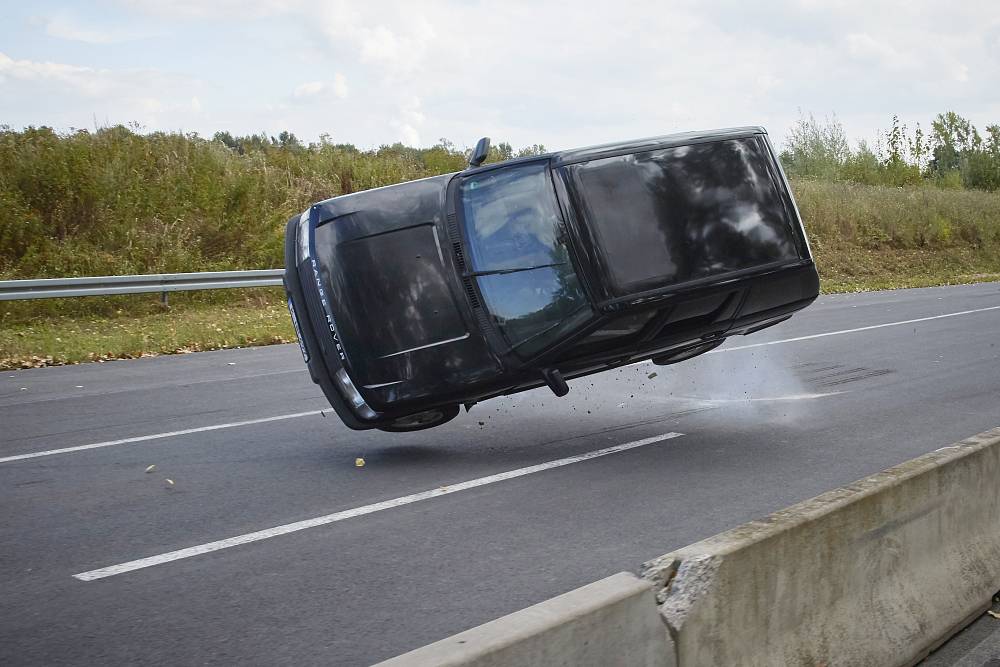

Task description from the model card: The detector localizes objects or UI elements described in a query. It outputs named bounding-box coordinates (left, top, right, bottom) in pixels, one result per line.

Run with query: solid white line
left=709, top=304, right=1000, bottom=354
left=0, top=410, right=323, bottom=464
left=73, top=431, right=684, bottom=581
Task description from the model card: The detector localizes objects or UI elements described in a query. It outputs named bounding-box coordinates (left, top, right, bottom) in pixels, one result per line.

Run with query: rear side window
left=563, top=136, right=801, bottom=295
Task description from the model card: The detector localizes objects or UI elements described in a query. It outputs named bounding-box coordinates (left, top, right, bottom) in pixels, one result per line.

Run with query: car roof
left=312, top=126, right=771, bottom=211
left=461, top=126, right=769, bottom=176
left=550, top=126, right=768, bottom=166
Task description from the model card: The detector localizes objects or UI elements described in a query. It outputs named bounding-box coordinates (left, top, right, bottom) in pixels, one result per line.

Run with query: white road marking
left=680, top=392, right=843, bottom=403
left=710, top=304, right=1000, bottom=354
left=73, top=431, right=684, bottom=581
left=0, top=410, right=324, bottom=464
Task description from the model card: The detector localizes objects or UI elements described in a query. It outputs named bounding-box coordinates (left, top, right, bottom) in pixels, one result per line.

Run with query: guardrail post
left=160, top=291, right=168, bottom=307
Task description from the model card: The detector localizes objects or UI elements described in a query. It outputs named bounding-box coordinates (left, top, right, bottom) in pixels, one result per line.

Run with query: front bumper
left=282, top=215, right=378, bottom=430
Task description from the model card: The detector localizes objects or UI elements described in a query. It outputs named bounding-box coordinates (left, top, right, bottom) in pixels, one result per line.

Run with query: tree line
left=780, top=111, right=1000, bottom=191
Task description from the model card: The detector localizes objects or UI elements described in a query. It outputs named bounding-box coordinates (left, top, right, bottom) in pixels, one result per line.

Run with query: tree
left=930, top=111, right=976, bottom=175
left=780, top=111, right=850, bottom=180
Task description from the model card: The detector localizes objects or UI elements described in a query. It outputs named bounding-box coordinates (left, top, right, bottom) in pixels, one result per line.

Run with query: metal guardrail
left=0, top=270, right=284, bottom=301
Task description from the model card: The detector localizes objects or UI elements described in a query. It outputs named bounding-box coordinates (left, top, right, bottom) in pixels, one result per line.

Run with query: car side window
left=459, top=162, right=591, bottom=356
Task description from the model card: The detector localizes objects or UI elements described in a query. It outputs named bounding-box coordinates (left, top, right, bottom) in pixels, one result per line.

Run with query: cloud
left=389, top=96, right=424, bottom=146
left=845, top=33, right=913, bottom=70
left=293, top=74, right=348, bottom=99
left=39, top=12, right=151, bottom=44
left=118, top=0, right=296, bottom=19
left=0, top=51, right=203, bottom=130
left=43, top=15, right=117, bottom=44
left=311, top=2, right=440, bottom=77
left=0, top=52, right=112, bottom=96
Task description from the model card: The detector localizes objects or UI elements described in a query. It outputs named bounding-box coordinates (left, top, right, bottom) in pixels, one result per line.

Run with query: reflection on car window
left=461, top=162, right=562, bottom=271
left=460, top=163, right=590, bottom=355
left=565, top=136, right=800, bottom=295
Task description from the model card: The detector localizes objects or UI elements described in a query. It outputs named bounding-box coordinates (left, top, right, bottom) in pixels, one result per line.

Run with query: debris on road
left=355, top=458, right=365, bottom=468
left=647, top=372, right=658, bottom=379
left=145, top=464, right=156, bottom=473
left=165, top=478, right=175, bottom=486
left=988, top=610, right=1000, bottom=620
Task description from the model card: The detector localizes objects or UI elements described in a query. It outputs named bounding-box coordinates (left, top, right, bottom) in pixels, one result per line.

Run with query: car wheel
left=376, top=405, right=461, bottom=432
left=651, top=339, right=725, bottom=366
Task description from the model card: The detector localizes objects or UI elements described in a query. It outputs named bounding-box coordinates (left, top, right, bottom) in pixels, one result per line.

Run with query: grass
left=0, top=291, right=293, bottom=370
left=794, top=179, right=1000, bottom=291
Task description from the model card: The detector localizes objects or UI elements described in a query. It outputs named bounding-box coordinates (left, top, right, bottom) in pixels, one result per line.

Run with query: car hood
left=310, top=174, right=500, bottom=405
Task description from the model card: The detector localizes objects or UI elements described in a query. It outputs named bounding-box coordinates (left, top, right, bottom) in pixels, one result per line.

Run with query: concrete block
left=374, top=572, right=674, bottom=667
left=641, top=427, right=1000, bottom=667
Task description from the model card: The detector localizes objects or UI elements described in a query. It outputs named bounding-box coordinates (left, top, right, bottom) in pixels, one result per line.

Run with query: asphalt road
left=3, top=282, right=1000, bottom=666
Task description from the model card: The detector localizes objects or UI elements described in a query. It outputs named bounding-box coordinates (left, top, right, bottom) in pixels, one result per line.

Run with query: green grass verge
left=1, top=294, right=293, bottom=370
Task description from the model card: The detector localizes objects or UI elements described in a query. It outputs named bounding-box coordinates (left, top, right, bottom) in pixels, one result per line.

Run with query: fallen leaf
left=355, top=458, right=365, bottom=467
left=145, top=464, right=156, bottom=473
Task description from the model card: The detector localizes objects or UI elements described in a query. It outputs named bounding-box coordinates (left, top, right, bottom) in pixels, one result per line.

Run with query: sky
left=1, top=0, right=999, bottom=153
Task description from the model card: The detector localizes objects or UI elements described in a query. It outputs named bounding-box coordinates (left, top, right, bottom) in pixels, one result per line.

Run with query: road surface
left=2, top=282, right=999, bottom=665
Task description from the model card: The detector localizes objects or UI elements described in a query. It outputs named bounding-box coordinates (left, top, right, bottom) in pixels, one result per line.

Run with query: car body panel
left=304, top=174, right=501, bottom=412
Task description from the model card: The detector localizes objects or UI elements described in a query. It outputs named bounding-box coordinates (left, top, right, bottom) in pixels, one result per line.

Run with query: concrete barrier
left=374, top=572, right=674, bottom=667
left=641, top=426, right=1000, bottom=666
left=376, top=428, right=1000, bottom=666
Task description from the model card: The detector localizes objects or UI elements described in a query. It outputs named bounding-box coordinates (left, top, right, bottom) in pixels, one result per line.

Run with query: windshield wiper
left=466, top=262, right=566, bottom=278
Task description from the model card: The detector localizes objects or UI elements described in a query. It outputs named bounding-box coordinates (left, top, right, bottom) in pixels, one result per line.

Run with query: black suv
left=284, top=127, right=819, bottom=432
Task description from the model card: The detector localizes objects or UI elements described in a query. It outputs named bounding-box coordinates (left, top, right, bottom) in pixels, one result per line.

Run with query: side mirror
left=469, top=137, right=490, bottom=168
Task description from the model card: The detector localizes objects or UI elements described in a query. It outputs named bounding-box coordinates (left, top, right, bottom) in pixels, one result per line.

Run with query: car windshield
left=459, top=162, right=590, bottom=356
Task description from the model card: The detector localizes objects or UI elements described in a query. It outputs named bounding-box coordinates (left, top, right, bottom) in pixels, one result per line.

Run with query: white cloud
left=0, top=51, right=112, bottom=96
left=388, top=96, right=424, bottom=146
left=293, top=74, right=348, bottom=99
left=0, top=51, right=203, bottom=130
left=118, top=0, right=296, bottom=19
left=44, top=15, right=116, bottom=43
left=845, top=33, right=913, bottom=70
left=294, top=81, right=324, bottom=98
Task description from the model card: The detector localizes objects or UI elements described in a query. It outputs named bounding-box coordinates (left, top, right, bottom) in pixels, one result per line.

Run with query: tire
left=651, top=339, right=725, bottom=366
left=376, top=404, right=461, bottom=432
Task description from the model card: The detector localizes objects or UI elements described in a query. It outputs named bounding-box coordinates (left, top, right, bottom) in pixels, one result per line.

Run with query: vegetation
left=1, top=116, right=999, bottom=369
left=0, top=125, right=540, bottom=283
left=780, top=111, right=1000, bottom=190
left=794, top=180, right=1000, bottom=292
